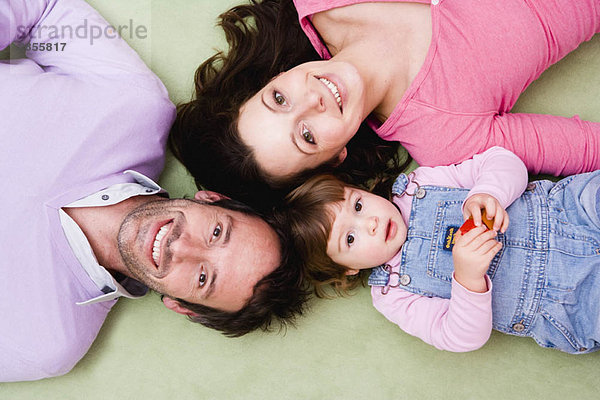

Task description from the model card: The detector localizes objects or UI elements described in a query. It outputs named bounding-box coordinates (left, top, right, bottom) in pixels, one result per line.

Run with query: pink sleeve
left=371, top=275, right=493, bottom=352
left=413, top=146, right=529, bottom=209
left=492, top=112, right=600, bottom=176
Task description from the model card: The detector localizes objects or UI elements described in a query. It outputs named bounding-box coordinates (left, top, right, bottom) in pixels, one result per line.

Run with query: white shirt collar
left=60, top=170, right=167, bottom=305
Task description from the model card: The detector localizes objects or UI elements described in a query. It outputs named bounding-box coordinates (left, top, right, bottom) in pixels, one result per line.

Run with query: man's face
left=117, top=197, right=280, bottom=312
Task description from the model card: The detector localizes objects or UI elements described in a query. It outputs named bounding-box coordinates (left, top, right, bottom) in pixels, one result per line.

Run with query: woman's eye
left=354, top=199, right=363, bottom=212
left=346, top=233, right=355, bottom=246
left=212, top=224, right=222, bottom=239
left=273, top=91, right=287, bottom=106
left=199, top=269, right=207, bottom=288
left=302, top=126, right=315, bottom=144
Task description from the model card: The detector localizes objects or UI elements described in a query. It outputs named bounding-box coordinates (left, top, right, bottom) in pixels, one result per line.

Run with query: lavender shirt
left=0, top=0, right=175, bottom=381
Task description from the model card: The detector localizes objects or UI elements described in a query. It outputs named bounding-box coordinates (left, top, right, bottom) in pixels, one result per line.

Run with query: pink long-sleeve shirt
left=371, top=147, right=528, bottom=352
left=294, top=0, right=600, bottom=176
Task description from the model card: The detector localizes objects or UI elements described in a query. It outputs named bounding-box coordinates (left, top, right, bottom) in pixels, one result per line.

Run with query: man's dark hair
left=168, top=0, right=408, bottom=213
left=166, top=198, right=310, bottom=337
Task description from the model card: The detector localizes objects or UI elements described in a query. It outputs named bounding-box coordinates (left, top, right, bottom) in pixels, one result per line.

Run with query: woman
left=170, top=0, right=600, bottom=209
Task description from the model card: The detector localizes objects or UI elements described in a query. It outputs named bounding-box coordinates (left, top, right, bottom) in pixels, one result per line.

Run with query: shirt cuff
left=451, top=272, right=492, bottom=295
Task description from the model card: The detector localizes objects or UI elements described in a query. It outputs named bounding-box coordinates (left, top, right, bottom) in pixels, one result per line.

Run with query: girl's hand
left=452, top=226, right=502, bottom=293
left=463, top=194, right=509, bottom=233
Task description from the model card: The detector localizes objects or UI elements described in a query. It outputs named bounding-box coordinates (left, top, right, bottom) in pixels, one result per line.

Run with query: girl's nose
left=368, top=216, right=378, bottom=235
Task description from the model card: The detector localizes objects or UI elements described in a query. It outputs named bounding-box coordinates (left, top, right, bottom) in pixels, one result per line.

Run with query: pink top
left=294, top=0, right=600, bottom=176
left=371, top=146, right=528, bottom=352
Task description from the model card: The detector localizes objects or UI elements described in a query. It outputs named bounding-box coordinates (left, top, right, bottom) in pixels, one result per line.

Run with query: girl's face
left=238, top=60, right=366, bottom=179
left=326, top=187, right=407, bottom=273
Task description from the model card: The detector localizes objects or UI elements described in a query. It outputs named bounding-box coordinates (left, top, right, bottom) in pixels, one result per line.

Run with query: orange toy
left=459, top=210, right=495, bottom=234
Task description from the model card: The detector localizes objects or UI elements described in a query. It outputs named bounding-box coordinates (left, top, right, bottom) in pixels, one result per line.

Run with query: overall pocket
left=428, top=199, right=505, bottom=283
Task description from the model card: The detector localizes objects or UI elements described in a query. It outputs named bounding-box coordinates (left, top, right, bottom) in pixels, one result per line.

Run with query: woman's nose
left=303, top=89, right=325, bottom=113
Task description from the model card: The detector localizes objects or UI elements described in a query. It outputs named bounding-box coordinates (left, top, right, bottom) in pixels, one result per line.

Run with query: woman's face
left=238, top=60, right=366, bottom=179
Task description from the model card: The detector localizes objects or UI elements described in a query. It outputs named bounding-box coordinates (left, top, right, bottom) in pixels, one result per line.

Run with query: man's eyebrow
left=224, top=215, right=233, bottom=245
left=203, top=270, right=217, bottom=300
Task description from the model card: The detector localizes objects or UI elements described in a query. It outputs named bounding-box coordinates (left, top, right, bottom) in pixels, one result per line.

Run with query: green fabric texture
left=2, top=1, right=600, bottom=398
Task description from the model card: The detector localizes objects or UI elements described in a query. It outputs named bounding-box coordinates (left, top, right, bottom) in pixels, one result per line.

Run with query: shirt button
left=526, top=183, right=536, bottom=192
left=512, top=323, right=525, bottom=332
left=101, top=194, right=110, bottom=201
left=399, top=274, right=411, bottom=286
left=431, top=0, right=439, bottom=5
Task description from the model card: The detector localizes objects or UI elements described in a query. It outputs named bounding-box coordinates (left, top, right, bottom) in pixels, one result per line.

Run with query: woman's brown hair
left=169, top=0, right=409, bottom=212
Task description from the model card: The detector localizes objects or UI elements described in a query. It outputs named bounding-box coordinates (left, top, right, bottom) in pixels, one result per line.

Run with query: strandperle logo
left=17, top=19, right=148, bottom=45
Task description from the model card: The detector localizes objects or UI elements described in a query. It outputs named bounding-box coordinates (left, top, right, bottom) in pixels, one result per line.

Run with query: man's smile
left=152, top=220, right=173, bottom=268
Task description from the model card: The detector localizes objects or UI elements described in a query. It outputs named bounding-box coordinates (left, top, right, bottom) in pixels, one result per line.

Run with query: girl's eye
left=354, top=199, right=363, bottom=212
left=212, top=224, right=222, bottom=239
left=199, top=269, right=207, bottom=288
left=302, top=126, right=315, bottom=144
left=273, top=91, right=287, bottom=106
left=346, top=233, right=355, bottom=246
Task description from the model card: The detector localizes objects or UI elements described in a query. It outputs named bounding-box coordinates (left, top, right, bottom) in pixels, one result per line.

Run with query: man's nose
left=168, top=235, right=204, bottom=263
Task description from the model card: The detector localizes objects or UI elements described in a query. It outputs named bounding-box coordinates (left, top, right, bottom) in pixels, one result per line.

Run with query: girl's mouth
left=385, top=219, right=397, bottom=242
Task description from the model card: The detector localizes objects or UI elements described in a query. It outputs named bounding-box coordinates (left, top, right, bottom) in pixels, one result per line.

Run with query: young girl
left=285, top=146, right=600, bottom=353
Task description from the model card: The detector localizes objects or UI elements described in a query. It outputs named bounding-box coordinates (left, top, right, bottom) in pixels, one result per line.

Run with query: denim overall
left=368, top=172, right=600, bottom=353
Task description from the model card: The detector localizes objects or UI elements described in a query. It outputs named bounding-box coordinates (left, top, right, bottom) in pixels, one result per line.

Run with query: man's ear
left=344, top=268, right=360, bottom=276
left=163, top=297, right=199, bottom=317
left=333, top=147, right=348, bottom=166
left=194, top=190, right=229, bottom=203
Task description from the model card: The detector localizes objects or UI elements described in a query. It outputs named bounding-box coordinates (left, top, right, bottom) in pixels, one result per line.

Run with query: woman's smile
left=317, top=76, right=343, bottom=112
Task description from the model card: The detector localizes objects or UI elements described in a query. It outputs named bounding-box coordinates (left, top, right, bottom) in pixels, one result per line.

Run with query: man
left=0, top=0, right=305, bottom=382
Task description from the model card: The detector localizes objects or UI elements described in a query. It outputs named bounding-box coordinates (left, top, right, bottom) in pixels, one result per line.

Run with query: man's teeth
left=152, top=223, right=171, bottom=266
left=319, top=77, right=343, bottom=110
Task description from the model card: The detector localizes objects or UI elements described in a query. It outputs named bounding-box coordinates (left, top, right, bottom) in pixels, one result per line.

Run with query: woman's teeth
left=319, top=77, right=343, bottom=110
left=152, top=222, right=171, bottom=266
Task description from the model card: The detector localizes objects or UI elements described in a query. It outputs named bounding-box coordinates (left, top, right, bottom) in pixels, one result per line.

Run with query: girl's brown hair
left=284, top=174, right=369, bottom=297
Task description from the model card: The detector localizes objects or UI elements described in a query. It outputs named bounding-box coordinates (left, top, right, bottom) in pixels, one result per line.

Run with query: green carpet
left=2, top=1, right=599, bottom=398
